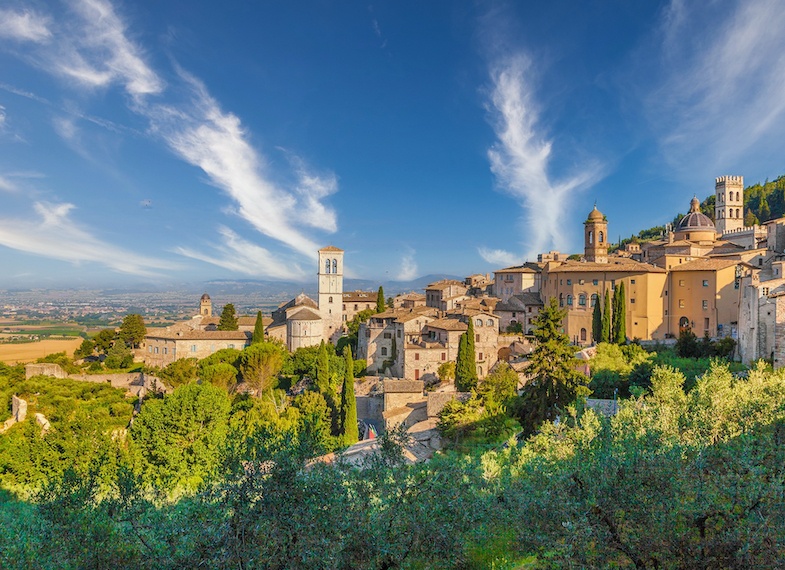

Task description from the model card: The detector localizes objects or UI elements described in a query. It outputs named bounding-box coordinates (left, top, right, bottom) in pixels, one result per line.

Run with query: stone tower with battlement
left=715, top=175, right=744, bottom=234
left=584, top=205, right=608, bottom=263
left=318, top=246, right=344, bottom=343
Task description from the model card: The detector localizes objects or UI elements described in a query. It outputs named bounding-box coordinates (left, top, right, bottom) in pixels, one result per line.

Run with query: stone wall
left=25, top=363, right=68, bottom=380
left=774, top=295, right=785, bottom=368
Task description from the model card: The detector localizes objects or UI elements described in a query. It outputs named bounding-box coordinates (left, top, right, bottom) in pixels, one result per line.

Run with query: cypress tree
left=218, top=303, right=238, bottom=331
left=601, top=290, right=612, bottom=343
left=251, top=311, right=265, bottom=344
left=340, top=346, right=358, bottom=446
left=316, top=340, right=330, bottom=394
left=614, top=281, right=627, bottom=344
left=376, top=286, right=386, bottom=313
left=591, top=297, right=602, bottom=344
left=455, top=320, right=478, bottom=392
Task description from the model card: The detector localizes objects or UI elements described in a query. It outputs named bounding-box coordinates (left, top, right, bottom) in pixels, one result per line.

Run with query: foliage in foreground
left=2, top=361, right=785, bottom=568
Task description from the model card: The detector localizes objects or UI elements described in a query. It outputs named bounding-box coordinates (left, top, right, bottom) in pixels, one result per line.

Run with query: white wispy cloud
left=478, top=247, right=519, bottom=267
left=0, top=175, right=16, bottom=193
left=0, top=202, right=173, bottom=277
left=397, top=249, right=418, bottom=281
left=174, top=226, right=307, bottom=281
left=0, top=9, right=52, bottom=43
left=3, top=0, right=338, bottom=279
left=647, top=0, right=785, bottom=170
left=487, top=55, right=601, bottom=259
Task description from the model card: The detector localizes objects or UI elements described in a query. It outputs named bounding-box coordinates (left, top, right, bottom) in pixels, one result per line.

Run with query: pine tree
left=613, top=281, right=626, bottom=344
left=118, top=314, right=146, bottom=348
left=759, top=195, right=771, bottom=222
left=218, top=303, right=238, bottom=331
left=251, top=311, right=265, bottom=344
left=455, top=320, right=478, bottom=392
left=340, top=346, right=358, bottom=446
left=376, top=286, right=385, bottom=313
left=515, top=298, right=588, bottom=436
left=591, top=297, right=602, bottom=344
left=316, top=340, right=330, bottom=394
left=601, top=290, right=612, bottom=343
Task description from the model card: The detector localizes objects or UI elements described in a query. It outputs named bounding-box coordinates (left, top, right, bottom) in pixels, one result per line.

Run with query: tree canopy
left=251, top=310, right=265, bottom=344
left=118, top=314, right=146, bottom=348
left=217, top=303, right=239, bottom=331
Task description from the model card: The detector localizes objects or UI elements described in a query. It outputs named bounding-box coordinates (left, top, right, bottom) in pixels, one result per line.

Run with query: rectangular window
left=475, top=334, right=480, bottom=342
left=441, top=352, right=446, bottom=361
left=592, top=279, right=598, bottom=286
left=414, top=369, right=420, bottom=380
left=704, top=318, right=710, bottom=330
left=397, top=329, right=401, bottom=337
left=566, top=279, right=572, bottom=285
left=383, top=332, right=392, bottom=339
left=148, top=346, right=152, bottom=353
left=702, top=280, right=709, bottom=287
left=679, top=279, right=685, bottom=286
left=763, top=287, right=770, bottom=296
left=415, top=353, right=419, bottom=361
left=679, top=299, right=685, bottom=308
left=163, top=347, right=168, bottom=355
left=191, top=345, right=197, bottom=352
left=702, top=300, right=708, bottom=309
left=342, top=304, right=346, bottom=310
left=528, top=307, right=532, bottom=313
left=228, top=344, right=235, bottom=349
left=630, top=279, right=636, bottom=284
left=578, top=279, right=584, bottom=285
left=154, top=347, right=159, bottom=354
left=479, top=352, right=483, bottom=360
left=381, top=347, right=388, bottom=356
left=630, top=298, right=635, bottom=304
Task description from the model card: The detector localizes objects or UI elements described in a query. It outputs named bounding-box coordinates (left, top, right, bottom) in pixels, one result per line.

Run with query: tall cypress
left=614, top=281, right=627, bottom=344
left=455, top=320, right=478, bottom=392
left=316, top=340, right=330, bottom=394
left=591, top=297, right=602, bottom=344
left=376, top=286, right=386, bottom=313
left=340, top=346, right=358, bottom=446
left=466, top=317, right=477, bottom=361
left=251, top=311, right=265, bottom=344
left=601, top=290, right=612, bottom=343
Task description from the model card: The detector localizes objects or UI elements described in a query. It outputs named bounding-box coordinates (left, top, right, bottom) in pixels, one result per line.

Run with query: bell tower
left=715, top=175, right=744, bottom=234
left=584, top=205, right=608, bottom=263
left=199, top=293, right=212, bottom=316
left=318, top=246, right=344, bottom=343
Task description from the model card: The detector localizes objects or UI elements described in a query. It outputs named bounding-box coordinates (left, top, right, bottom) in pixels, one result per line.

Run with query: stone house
left=493, top=263, right=543, bottom=302
left=495, top=292, right=543, bottom=333
left=424, top=280, right=468, bottom=311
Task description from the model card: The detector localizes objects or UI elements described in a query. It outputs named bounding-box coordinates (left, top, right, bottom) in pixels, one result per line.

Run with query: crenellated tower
left=715, top=175, right=744, bottom=234
left=584, top=205, right=608, bottom=263
left=318, top=246, right=344, bottom=343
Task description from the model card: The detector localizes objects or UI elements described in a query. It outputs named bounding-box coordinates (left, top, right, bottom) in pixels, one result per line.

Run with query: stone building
left=495, top=292, right=543, bottom=333
left=493, top=263, right=542, bottom=302
left=424, top=280, right=468, bottom=311
left=342, top=290, right=377, bottom=324
left=144, top=323, right=250, bottom=367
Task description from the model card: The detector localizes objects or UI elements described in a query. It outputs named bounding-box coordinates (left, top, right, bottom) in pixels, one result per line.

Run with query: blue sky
left=0, top=0, right=784, bottom=288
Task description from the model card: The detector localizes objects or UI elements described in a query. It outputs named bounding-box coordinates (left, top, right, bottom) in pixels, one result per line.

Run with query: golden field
left=0, top=338, right=83, bottom=365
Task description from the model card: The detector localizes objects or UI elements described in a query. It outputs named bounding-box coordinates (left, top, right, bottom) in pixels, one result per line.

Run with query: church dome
left=587, top=205, right=604, bottom=221
left=677, top=196, right=715, bottom=230
left=200, top=293, right=211, bottom=301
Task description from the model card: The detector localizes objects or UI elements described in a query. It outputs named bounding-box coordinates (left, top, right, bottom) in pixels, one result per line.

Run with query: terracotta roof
left=547, top=259, right=666, bottom=273
left=425, top=318, right=468, bottom=332
left=668, top=258, right=743, bottom=272
left=319, top=245, right=344, bottom=252
left=495, top=265, right=537, bottom=274
left=288, top=307, right=322, bottom=321
left=496, top=292, right=543, bottom=312
left=278, top=293, right=319, bottom=311
left=342, top=291, right=376, bottom=302
left=146, top=329, right=251, bottom=341
left=425, top=279, right=465, bottom=290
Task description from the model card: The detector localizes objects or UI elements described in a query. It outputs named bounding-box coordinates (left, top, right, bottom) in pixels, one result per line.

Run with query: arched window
left=578, top=294, right=586, bottom=306
left=477, top=366, right=483, bottom=377
left=332, top=259, right=338, bottom=273
left=580, top=328, right=587, bottom=342
left=567, top=295, right=573, bottom=306
left=736, top=191, right=740, bottom=201
left=475, top=318, right=483, bottom=327
left=325, top=259, right=331, bottom=274
left=487, top=319, right=494, bottom=327
left=736, top=208, right=740, bottom=218
left=381, top=347, right=388, bottom=356
left=588, top=230, right=593, bottom=244
left=328, top=296, right=333, bottom=303
left=591, top=293, right=598, bottom=307
left=599, top=231, right=604, bottom=243
left=559, top=293, right=564, bottom=307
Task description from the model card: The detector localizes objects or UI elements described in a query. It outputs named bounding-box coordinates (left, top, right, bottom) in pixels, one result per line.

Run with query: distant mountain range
left=199, top=274, right=464, bottom=298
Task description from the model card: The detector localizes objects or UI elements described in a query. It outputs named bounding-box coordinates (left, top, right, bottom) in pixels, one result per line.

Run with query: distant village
left=132, top=174, right=785, bottom=446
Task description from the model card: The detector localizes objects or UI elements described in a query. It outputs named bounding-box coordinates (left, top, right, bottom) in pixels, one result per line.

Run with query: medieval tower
left=318, top=246, right=344, bottom=343
left=199, top=293, right=212, bottom=316
left=584, top=205, right=608, bottom=263
left=715, top=175, right=744, bottom=234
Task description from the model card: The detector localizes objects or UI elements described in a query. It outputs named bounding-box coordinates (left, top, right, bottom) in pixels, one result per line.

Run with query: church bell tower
left=584, top=205, right=608, bottom=263
left=318, top=246, right=344, bottom=343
